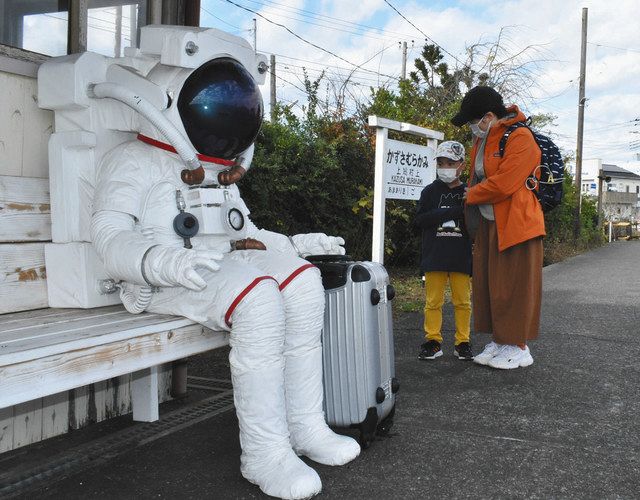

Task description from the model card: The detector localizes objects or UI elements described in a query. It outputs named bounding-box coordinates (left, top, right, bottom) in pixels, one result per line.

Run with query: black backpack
left=498, top=119, right=564, bottom=212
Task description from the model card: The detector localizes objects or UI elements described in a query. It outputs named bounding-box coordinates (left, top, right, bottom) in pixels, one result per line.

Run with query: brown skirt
left=472, top=218, right=543, bottom=344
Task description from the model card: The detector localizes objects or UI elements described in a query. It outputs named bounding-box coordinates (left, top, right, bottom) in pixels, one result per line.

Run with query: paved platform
left=3, top=241, right=640, bottom=499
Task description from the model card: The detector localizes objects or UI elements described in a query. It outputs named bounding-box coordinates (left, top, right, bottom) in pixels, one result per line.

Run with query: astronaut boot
left=230, top=281, right=321, bottom=500
left=285, top=345, right=361, bottom=466
left=232, top=364, right=322, bottom=499
left=281, top=271, right=361, bottom=466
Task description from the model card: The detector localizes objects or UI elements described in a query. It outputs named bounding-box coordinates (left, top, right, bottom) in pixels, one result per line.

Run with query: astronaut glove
left=142, top=246, right=223, bottom=291
left=290, top=233, right=346, bottom=257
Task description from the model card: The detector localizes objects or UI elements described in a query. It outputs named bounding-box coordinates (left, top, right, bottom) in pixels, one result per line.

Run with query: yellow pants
left=424, top=271, right=471, bottom=345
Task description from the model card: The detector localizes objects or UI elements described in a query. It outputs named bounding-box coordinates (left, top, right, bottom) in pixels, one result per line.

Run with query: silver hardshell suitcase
left=308, top=255, right=399, bottom=448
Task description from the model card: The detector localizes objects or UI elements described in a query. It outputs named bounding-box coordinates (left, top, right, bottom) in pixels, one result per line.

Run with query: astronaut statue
left=58, top=27, right=360, bottom=499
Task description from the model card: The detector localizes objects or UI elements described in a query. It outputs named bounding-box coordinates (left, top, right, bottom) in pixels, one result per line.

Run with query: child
left=414, top=141, right=473, bottom=360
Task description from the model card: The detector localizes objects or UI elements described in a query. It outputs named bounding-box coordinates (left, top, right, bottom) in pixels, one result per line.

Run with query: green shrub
left=240, top=115, right=375, bottom=260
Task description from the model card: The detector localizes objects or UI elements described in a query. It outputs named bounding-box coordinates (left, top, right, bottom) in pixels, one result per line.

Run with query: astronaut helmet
left=139, top=56, right=264, bottom=161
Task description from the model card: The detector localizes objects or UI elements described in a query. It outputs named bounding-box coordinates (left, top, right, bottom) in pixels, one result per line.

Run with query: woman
left=451, top=86, right=545, bottom=369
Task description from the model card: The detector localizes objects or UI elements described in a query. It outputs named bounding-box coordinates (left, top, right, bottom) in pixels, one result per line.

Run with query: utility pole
left=401, top=41, right=407, bottom=79
left=574, top=7, right=588, bottom=239
left=270, top=54, right=277, bottom=121
left=253, top=18, right=257, bottom=53
left=596, top=167, right=611, bottom=227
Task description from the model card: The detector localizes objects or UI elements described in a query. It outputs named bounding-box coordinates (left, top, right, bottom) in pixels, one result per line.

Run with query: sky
left=199, top=0, right=640, bottom=169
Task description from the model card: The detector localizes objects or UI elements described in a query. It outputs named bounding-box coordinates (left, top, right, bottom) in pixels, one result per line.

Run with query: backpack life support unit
left=498, top=118, right=564, bottom=212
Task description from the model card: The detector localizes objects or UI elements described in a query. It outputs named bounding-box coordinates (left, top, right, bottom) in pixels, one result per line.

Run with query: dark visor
left=178, top=57, right=264, bottom=159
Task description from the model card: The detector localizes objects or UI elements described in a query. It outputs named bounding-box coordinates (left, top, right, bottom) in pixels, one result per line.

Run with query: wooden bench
left=0, top=174, right=228, bottom=453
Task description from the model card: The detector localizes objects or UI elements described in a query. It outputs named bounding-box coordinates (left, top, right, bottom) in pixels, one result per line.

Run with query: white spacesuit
left=88, top=34, right=360, bottom=499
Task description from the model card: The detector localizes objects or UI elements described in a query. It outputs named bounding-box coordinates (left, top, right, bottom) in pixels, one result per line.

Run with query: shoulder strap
left=498, top=121, right=530, bottom=158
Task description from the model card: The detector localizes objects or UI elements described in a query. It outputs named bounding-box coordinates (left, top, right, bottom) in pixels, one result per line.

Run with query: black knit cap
left=451, top=86, right=505, bottom=127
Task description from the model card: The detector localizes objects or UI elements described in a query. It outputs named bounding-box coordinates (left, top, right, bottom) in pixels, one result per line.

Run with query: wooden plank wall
left=0, top=175, right=50, bottom=314
left=0, top=70, right=52, bottom=313
left=0, top=70, right=52, bottom=312
left=0, top=71, right=52, bottom=178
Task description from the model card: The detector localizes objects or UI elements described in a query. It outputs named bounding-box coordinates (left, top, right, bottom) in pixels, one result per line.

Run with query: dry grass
left=388, top=267, right=423, bottom=313
left=543, top=238, right=602, bottom=266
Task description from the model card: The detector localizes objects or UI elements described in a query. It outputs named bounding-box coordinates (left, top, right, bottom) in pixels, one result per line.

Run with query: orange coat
left=466, top=105, right=546, bottom=251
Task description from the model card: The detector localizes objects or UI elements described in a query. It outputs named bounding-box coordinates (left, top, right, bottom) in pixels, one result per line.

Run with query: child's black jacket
left=414, top=179, right=472, bottom=275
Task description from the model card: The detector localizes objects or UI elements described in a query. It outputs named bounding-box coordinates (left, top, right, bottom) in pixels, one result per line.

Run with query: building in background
left=580, top=159, right=640, bottom=222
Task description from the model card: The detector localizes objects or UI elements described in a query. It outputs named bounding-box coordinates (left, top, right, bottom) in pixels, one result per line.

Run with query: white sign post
left=368, top=115, right=444, bottom=264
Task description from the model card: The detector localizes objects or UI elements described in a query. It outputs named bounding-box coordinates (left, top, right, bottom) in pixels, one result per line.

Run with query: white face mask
left=437, top=168, right=459, bottom=184
left=470, top=122, right=488, bottom=138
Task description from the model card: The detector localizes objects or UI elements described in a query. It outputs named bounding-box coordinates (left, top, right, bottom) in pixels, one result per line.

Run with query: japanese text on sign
left=384, top=138, right=435, bottom=200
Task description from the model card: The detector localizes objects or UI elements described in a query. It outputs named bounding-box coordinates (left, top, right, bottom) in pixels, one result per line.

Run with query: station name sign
left=383, top=138, right=435, bottom=200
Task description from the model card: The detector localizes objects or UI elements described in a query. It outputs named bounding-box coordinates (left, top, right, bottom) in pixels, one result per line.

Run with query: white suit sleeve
left=238, top=191, right=345, bottom=256
left=91, top=210, right=155, bottom=285
left=91, top=144, right=157, bottom=284
left=244, top=214, right=346, bottom=257
left=245, top=215, right=298, bottom=254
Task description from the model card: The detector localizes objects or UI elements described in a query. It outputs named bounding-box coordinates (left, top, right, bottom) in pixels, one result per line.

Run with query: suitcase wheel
left=376, top=404, right=396, bottom=437
left=356, top=407, right=379, bottom=449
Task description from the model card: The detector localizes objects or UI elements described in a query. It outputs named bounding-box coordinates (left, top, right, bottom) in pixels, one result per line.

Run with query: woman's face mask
left=469, top=122, right=487, bottom=138
left=469, top=113, right=492, bottom=138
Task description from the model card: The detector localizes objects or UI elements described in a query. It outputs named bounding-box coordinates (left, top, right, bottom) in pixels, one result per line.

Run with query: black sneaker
left=418, top=340, right=443, bottom=360
left=454, top=342, right=474, bottom=360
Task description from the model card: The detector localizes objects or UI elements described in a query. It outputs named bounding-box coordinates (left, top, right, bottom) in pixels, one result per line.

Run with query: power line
left=221, top=0, right=410, bottom=43
left=239, top=0, right=418, bottom=40
left=272, top=52, right=396, bottom=81
left=586, top=118, right=639, bottom=133
left=587, top=42, right=640, bottom=54
left=87, top=15, right=131, bottom=31
left=86, top=7, right=133, bottom=24
left=280, top=63, right=383, bottom=84
left=221, top=0, right=400, bottom=81
left=274, top=73, right=307, bottom=93
left=279, top=68, right=373, bottom=88
left=40, top=13, right=68, bottom=22
left=382, top=0, right=464, bottom=67
left=88, top=6, right=136, bottom=19
left=529, top=80, right=578, bottom=103
left=253, top=10, right=394, bottom=43
left=41, top=13, right=132, bottom=39
left=201, top=6, right=245, bottom=31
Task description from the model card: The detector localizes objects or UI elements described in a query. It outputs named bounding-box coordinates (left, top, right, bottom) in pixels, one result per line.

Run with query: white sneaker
left=487, top=345, right=533, bottom=369
left=473, top=341, right=501, bottom=366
